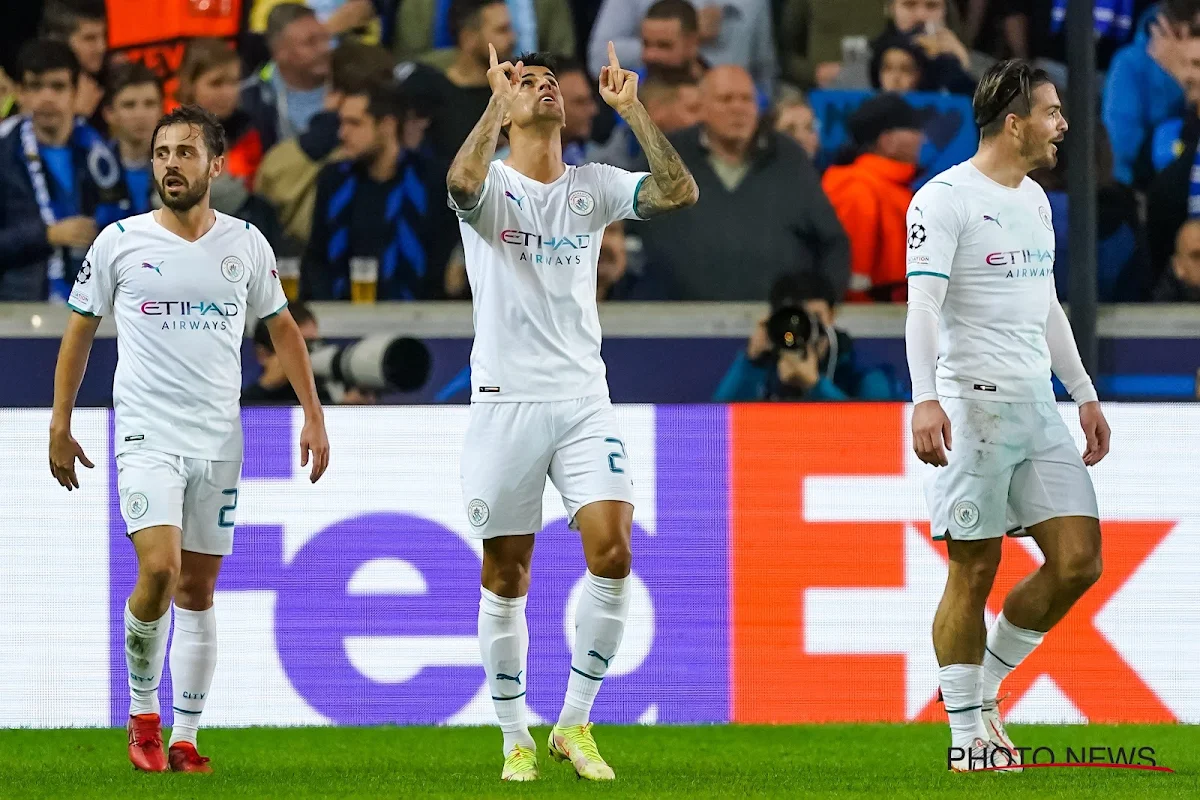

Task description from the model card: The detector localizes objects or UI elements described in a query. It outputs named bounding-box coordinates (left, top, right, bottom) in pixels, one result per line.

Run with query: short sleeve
left=246, top=225, right=288, bottom=319
left=590, top=162, right=652, bottom=224
left=447, top=160, right=500, bottom=225
left=67, top=224, right=118, bottom=318
left=905, top=182, right=965, bottom=281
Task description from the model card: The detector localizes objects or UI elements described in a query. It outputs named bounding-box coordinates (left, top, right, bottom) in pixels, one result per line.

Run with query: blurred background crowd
left=0, top=1, right=1197, bottom=403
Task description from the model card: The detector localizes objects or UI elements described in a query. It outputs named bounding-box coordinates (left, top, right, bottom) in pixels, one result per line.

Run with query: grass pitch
left=0, top=724, right=1196, bottom=798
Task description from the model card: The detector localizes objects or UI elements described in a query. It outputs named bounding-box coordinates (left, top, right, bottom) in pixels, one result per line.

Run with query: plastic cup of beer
left=350, top=257, right=379, bottom=304
left=276, top=257, right=300, bottom=301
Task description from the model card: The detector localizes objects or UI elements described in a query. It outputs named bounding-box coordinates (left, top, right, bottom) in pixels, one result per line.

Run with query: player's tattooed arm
left=446, top=96, right=510, bottom=210
left=621, top=102, right=699, bottom=218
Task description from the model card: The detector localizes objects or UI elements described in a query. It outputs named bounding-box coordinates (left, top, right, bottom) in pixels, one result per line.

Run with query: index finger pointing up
left=489, top=43, right=498, bottom=68
left=607, top=40, right=621, bottom=72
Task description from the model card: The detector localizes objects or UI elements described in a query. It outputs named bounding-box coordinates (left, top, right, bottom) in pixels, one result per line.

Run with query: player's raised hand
left=911, top=399, right=952, bottom=467
left=299, top=414, right=330, bottom=483
left=48, top=428, right=94, bottom=490
left=486, top=43, right=523, bottom=102
left=599, top=41, right=639, bottom=113
left=1079, top=401, right=1111, bottom=466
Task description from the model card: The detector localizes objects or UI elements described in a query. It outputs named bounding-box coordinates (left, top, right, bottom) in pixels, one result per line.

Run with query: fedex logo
left=986, top=249, right=1054, bottom=267
left=500, top=230, right=592, bottom=250
left=139, top=301, right=239, bottom=316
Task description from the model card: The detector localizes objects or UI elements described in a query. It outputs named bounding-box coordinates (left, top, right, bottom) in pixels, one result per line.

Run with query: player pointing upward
left=49, top=106, right=329, bottom=773
left=905, top=61, right=1111, bottom=772
left=447, top=42, right=697, bottom=781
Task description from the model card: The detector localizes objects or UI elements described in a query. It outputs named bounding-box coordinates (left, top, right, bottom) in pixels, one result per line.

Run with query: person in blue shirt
left=101, top=62, right=163, bottom=217
left=713, top=270, right=897, bottom=402
left=0, top=39, right=126, bottom=301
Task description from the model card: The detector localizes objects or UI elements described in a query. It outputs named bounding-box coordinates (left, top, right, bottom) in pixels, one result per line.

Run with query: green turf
left=0, top=724, right=1196, bottom=798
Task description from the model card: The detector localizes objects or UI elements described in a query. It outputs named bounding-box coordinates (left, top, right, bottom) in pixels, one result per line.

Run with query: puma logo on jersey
left=982, top=214, right=1002, bottom=228
left=141, top=262, right=162, bottom=276
left=504, top=191, right=525, bottom=209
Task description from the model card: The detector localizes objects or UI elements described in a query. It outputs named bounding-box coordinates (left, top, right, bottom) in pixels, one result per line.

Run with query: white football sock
left=479, top=587, right=534, bottom=756
left=125, top=602, right=170, bottom=717
left=981, top=612, right=1045, bottom=703
left=558, top=572, right=629, bottom=728
left=168, top=606, right=217, bottom=748
left=939, top=664, right=988, bottom=747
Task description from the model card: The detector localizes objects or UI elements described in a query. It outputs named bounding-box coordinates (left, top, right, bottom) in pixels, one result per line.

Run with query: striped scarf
left=1051, top=0, right=1135, bottom=41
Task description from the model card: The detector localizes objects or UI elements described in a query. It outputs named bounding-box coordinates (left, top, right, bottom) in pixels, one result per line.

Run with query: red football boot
left=127, top=714, right=168, bottom=772
left=169, top=742, right=213, bottom=774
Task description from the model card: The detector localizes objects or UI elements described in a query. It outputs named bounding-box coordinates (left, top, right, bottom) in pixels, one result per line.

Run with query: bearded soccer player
left=447, top=42, right=697, bottom=781
left=905, top=61, right=1111, bottom=772
left=49, top=105, right=330, bottom=773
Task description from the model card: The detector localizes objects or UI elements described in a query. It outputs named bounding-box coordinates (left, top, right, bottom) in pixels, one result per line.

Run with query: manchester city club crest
left=1039, top=206, right=1053, bottom=231
left=127, top=492, right=149, bottom=520
left=568, top=190, right=595, bottom=216
left=221, top=256, right=245, bottom=282
left=953, top=500, right=980, bottom=530
left=468, top=499, right=490, bottom=527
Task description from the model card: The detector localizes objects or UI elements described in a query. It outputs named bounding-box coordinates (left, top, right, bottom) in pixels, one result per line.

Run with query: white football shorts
left=116, top=448, right=242, bottom=556
left=460, top=395, right=635, bottom=539
left=926, top=397, right=1098, bottom=541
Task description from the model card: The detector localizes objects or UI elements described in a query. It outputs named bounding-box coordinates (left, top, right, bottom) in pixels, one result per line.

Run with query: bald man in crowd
left=634, top=65, right=849, bottom=300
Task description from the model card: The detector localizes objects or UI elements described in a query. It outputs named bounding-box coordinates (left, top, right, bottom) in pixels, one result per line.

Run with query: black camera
left=766, top=305, right=819, bottom=356
left=309, top=334, right=432, bottom=393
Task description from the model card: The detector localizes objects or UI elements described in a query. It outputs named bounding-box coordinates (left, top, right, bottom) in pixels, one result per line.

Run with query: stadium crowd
left=0, top=0, right=1198, bottom=311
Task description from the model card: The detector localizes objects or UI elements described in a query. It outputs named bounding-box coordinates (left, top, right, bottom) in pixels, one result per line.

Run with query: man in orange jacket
left=822, top=93, right=924, bottom=302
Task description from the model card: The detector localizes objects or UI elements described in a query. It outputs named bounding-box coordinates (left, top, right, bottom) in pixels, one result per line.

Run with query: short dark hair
left=255, top=302, right=315, bottom=351
left=352, top=80, right=409, bottom=127
left=1164, top=0, right=1200, bottom=23
left=152, top=105, right=226, bottom=159
left=513, top=52, right=559, bottom=74
left=266, top=2, right=318, bottom=47
left=331, top=42, right=397, bottom=95
left=973, top=59, right=1054, bottom=138
left=450, top=0, right=506, bottom=45
left=17, top=39, right=80, bottom=85
left=646, top=0, right=699, bottom=33
left=551, top=55, right=585, bottom=77
left=39, top=0, right=106, bottom=40
left=104, top=62, right=163, bottom=107
left=770, top=270, right=837, bottom=311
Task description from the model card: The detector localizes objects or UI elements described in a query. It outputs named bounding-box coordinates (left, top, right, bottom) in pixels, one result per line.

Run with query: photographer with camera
left=242, top=302, right=336, bottom=406
left=713, top=270, right=896, bottom=402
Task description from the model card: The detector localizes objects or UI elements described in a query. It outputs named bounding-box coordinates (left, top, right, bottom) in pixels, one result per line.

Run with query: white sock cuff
left=173, top=605, right=216, bottom=634
left=938, top=663, right=982, bottom=709
left=994, top=612, right=1045, bottom=645
left=124, top=602, right=170, bottom=635
left=585, top=571, right=628, bottom=604
left=480, top=586, right=527, bottom=617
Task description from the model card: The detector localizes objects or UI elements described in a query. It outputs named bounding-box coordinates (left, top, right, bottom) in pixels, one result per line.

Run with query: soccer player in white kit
left=447, top=43, right=698, bottom=781
left=905, top=61, right=1112, bottom=772
left=48, top=106, right=330, bottom=773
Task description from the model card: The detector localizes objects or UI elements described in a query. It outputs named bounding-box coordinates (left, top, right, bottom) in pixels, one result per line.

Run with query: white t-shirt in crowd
left=68, top=210, right=288, bottom=461
left=905, top=161, right=1058, bottom=403
left=450, top=159, right=650, bottom=402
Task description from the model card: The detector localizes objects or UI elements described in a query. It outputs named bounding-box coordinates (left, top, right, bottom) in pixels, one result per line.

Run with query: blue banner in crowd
left=808, top=90, right=978, bottom=189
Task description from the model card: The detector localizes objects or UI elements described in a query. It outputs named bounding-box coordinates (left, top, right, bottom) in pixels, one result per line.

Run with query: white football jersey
left=905, top=161, right=1058, bottom=403
left=450, top=159, right=649, bottom=402
left=68, top=211, right=287, bottom=461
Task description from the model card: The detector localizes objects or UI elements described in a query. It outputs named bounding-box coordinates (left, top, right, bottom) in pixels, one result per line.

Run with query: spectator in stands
left=558, top=57, right=599, bottom=165
left=256, top=42, right=396, bottom=248
left=179, top=39, right=266, bottom=189
left=590, top=68, right=701, bottom=169
left=102, top=62, right=161, bottom=217
left=1033, top=123, right=1152, bottom=302
left=869, top=28, right=976, bottom=94
left=1154, top=217, right=1200, bottom=300
left=635, top=65, right=850, bottom=301
left=591, top=0, right=777, bottom=97
left=302, top=80, right=456, bottom=301
left=1150, top=31, right=1200, bottom=173
left=1147, top=69, right=1200, bottom=281
left=822, top=94, right=922, bottom=302
left=393, top=0, right=576, bottom=65
left=0, top=41, right=128, bottom=302
left=241, top=3, right=332, bottom=152
left=773, top=91, right=821, bottom=161
left=597, top=219, right=667, bottom=300
left=713, top=269, right=894, bottom=401
left=395, top=0, right=517, bottom=162
left=40, top=0, right=107, bottom=124
left=250, top=0, right=381, bottom=43
left=243, top=302, right=335, bottom=406
left=1103, top=1, right=1200, bottom=187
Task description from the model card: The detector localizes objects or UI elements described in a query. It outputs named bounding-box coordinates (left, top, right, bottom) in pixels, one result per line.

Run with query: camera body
left=766, top=305, right=821, bottom=358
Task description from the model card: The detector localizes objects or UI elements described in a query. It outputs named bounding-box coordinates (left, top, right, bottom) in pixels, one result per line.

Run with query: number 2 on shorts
left=218, top=488, right=239, bottom=528
left=605, top=437, right=627, bottom=474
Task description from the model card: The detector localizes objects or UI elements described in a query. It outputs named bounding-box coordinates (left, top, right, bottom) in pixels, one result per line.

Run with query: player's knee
left=174, top=577, right=215, bottom=611
left=138, top=553, right=181, bottom=597
left=483, top=559, right=531, bottom=597
left=1057, top=552, right=1102, bottom=595
left=588, top=539, right=632, bottom=579
left=958, top=556, right=1000, bottom=594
